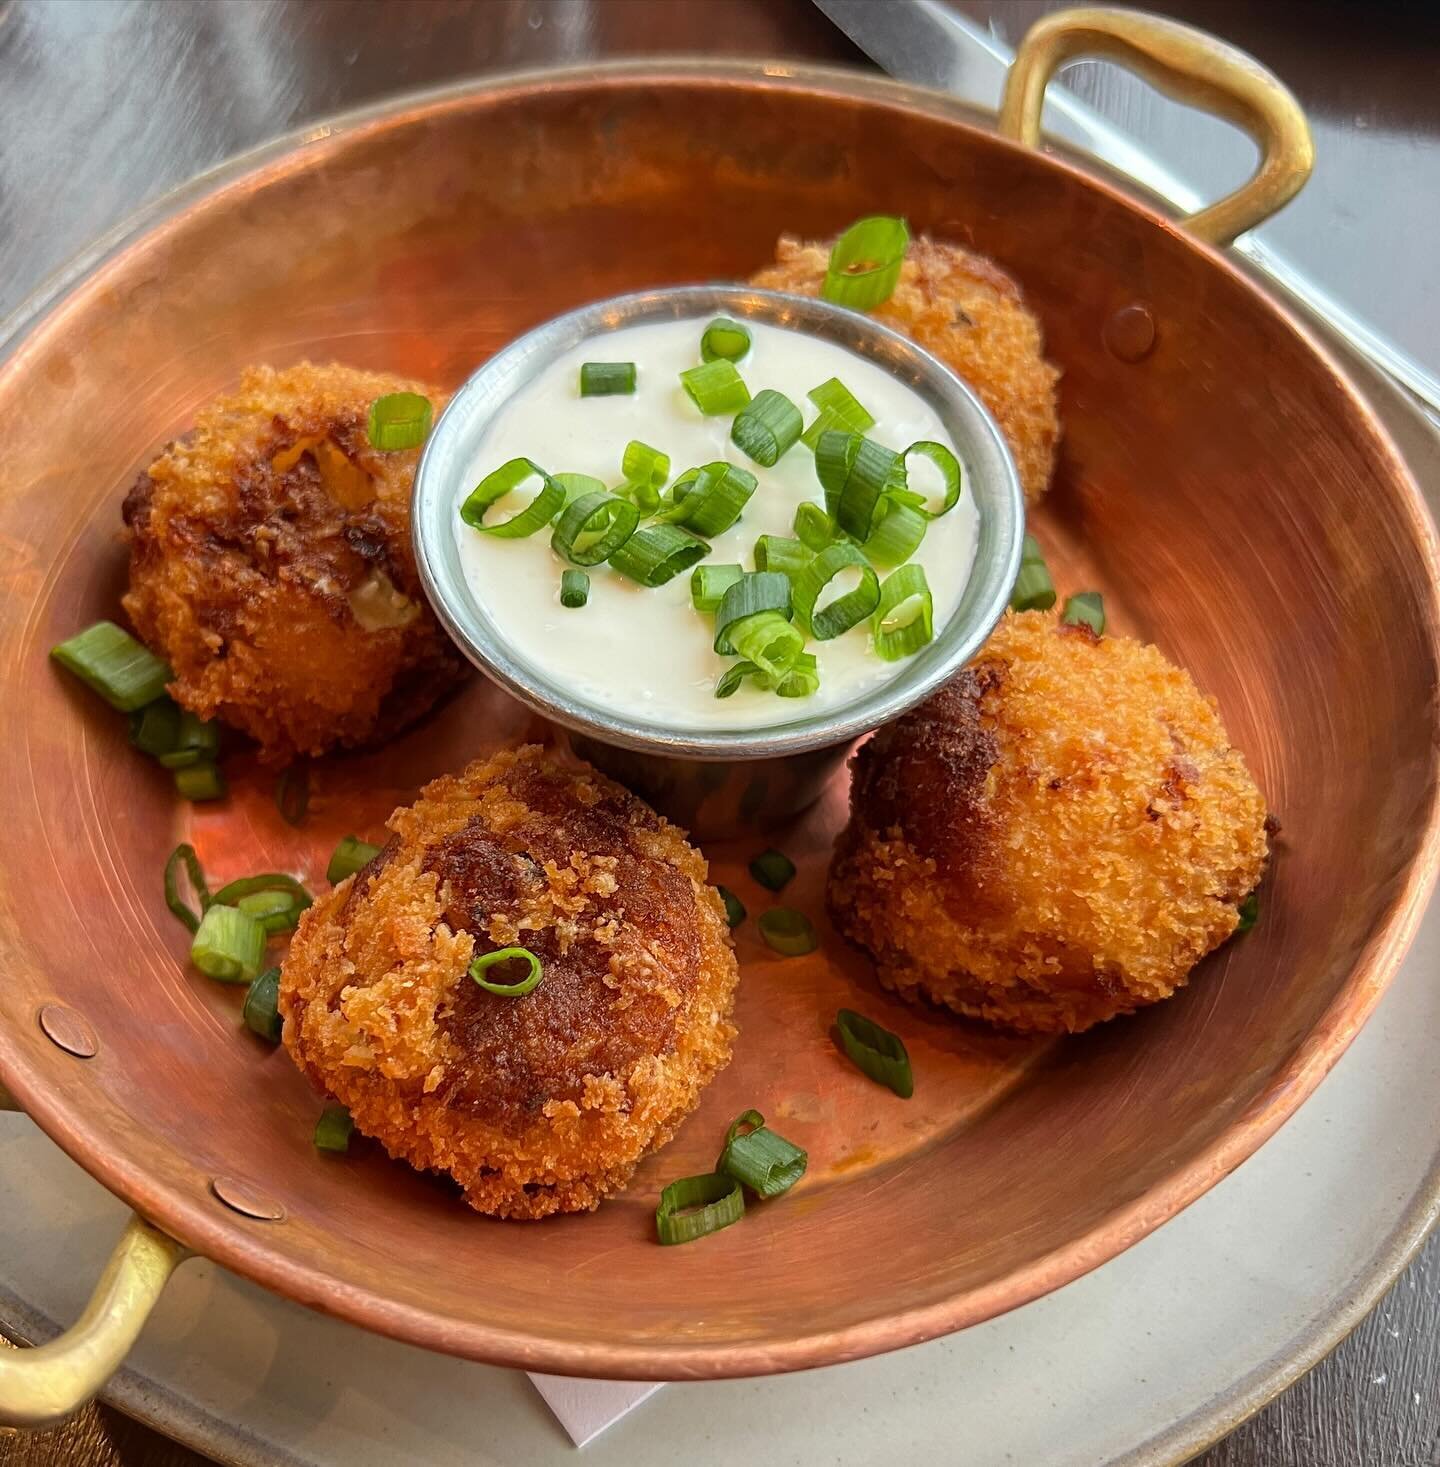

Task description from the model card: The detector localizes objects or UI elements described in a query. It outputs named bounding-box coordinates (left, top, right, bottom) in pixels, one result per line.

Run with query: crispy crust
left=279, top=745, right=739, bottom=1218
left=122, top=362, right=468, bottom=764
left=828, top=612, right=1270, bottom=1034
left=749, top=235, right=1061, bottom=503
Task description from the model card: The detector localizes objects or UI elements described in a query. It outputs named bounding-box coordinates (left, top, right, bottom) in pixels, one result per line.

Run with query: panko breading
left=122, top=362, right=467, bottom=764
left=828, top=611, right=1269, bottom=1034
left=750, top=235, right=1061, bottom=504
left=279, top=745, right=739, bottom=1218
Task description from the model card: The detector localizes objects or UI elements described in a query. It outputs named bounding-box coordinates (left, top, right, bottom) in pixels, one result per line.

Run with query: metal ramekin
left=412, top=285, right=1023, bottom=836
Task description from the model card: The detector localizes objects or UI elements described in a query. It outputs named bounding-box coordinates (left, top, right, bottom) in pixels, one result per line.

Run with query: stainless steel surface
left=818, top=0, right=1440, bottom=419
left=0, top=1, right=1434, bottom=1463
left=413, top=284, right=1023, bottom=830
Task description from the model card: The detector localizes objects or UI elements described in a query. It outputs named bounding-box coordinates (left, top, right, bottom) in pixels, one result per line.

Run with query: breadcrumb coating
left=828, top=612, right=1269, bottom=1034
left=122, top=362, right=468, bottom=764
left=750, top=234, right=1061, bottom=503
left=279, top=745, right=739, bottom=1218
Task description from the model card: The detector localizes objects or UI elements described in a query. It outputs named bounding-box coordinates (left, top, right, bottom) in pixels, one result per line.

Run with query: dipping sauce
left=453, top=316, right=980, bottom=730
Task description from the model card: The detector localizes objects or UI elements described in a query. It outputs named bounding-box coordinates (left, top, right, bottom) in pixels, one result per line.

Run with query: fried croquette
left=122, top=362, right=467, bottom=764
left=279, top=745, right=739, bottom=1218
left=750, top=234, right=1061, bottom=503
left=828, top=611, right=1269, bottom=1034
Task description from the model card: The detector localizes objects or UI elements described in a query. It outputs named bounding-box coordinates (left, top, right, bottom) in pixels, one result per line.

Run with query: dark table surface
left=0, top=1, right=1435, bottom=1464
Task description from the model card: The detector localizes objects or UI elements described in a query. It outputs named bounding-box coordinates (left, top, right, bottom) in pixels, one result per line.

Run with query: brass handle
left=0, top=1212, right=188, bottom=1428
left=998, top=6, right=1314, bottom=247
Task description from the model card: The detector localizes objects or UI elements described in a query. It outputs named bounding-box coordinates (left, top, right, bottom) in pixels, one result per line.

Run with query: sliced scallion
left=621, top=439, right=670, bottom=494
left=156, top=710, right=220, bottom=769
left=902, top=440, right=963, bottom=518
left=717, top=885, right=746, bottom=928
left=314, top=1103, right=355, bottom=1153
left=275, top=764, right=309, bottom=827
left=128, top=697, right=182, bottom=758
left=609, top=524, right=711, bottom=587
left=460, top=458, right=566, bottom=539
left=174, top=762, right=226, bottom=802
left=190, top=903, right=267, bottom=985
left=655, top=1171, right=744, bottom=1246
left=554, top=472, right=607, bottom=506
left=861, top=495, right=927, bottom=568
left=731, top=389, right=803, bottom=467
left=560, top=569, right=591, bottom=609
left=801, top=377, right=876, bottom=451
left=821, top=215, right=910, bottom=311
left=749, top=848, right=795, bottom=892
left=729, top=611, right=804, bottom=683
left=716, top=1110, right=808, bottom=1198
left=163, top=842, right=211, bottom=934
left=469, top=945, right=544, bottom=996
left=656, top=460, right=756, bottom=537
left=715, top=660, right=761, bottom=699
left=836, top=1008, right=913, bottom=1098
left=700, top=317, right=752, bottom=363
left=792, top=541, right=880, bottom=641
left=759, top=906, right=818, bottom=957
left=691, top=563, right=744, bottom=615
left=551, top=490, right=639, bottom=566
left=1010, top=534, right=1056, bottom=612
left=775, top=652, right=820, bottom=698
left=579, top=362, right=636, bottom=396
left=816, top=431, right=903, bottom=541
left=242, top=967, right=284, bottom=1043
left=366, top=392, right=432, bottom=451
left=873, top=563, right=934, bottom=661
left=327, top=835, right=382, bottom=885
left=211, top=874, right=312, bottom=935
left=1237, top=890, right=1260, bottom=933
left=51, top=622, right=171, bottom=712
left=1061, top=590, right=1106, bottom=636
left=680, top=359, right=750, bottom=416
left=713, top=572, right=792, bottom=655
left=793, top=501, right=841, bottom=552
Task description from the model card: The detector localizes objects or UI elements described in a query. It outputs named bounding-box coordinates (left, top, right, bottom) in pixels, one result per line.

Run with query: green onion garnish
left=1061, top=590, right=1106, bottom=636
left=469, top=945, right=544, bottom=996
left=242, top=967, right=284, bottom=1043
left=609, top=524, right=711, bottom=587
left=366, top=392, right=432, bottom=451
left=716, top=1110, right=808, bottom=1198
left=314, top=1103, right=355, bottom=1153
left=792, top=541, right=880, bottom=641
left=211, top=874, right=312, bottom=935
left=190, top=903, right=267, bottom=985
left=715, top=660, right=762, bottom=699
left=579, top=362, right=636, bottom=396
left=128, top=697, right=182, bottom=758
left=327, top=835, right=382, bottom=885
left=679, top=359, right=751, bottom=416
left=691, top=563, right=744, bottom=615
left=559, top=569, right=591, bottom=609
left=274, top=764, right=309, bottom=826
left=731, top=389, right=803, bottom=467
left=758, top=907, right=818, bottom=957
left=174, top=762, right=226, bottom=802
left=163, top=842, right=211, bottom=934
left=713, top=572, right=793, bottom=654
left=774, top=652, right=820, bottom=698
left=821, top=215, right=910, bottom=311
left=753, top=535, right=812, bottom=582
left=817, top=430, right=903, bottom=541
left=902, top=440, right=963, bottom=518
left=836, top=1008, right=913, bottom=1098
left=728, top=611, right=805, bottom=684
left=873, top=563, right=934, bottom=661
left=793, top=501, right=841, bottom=552
left=460, top=457, right=566, bottom=539
left=801, top=377, right=876, bottom=451
left=51, top=622, right=171, bottom=712
left=656, top=460, right=756, bottom=537
left=861, top=495, right=927, bottom=568
left=156, top=710, right=221, bottom=769
left=718, top=885, right=746, bottom=928
left=1010, top=534, right=1056, bottom=612
left=749, top=848, right=796, bottom=892
left=550, top=490, right=640, bottom=566
left=554, top=471, right=607, bottom=506
left=655, top=1171, right=744, bottom=1246
left=700, top=317, right=752, bottom=363
left=619, top=439, right=670, bottom=513
left=1237, top=890, right=1260, bottom=933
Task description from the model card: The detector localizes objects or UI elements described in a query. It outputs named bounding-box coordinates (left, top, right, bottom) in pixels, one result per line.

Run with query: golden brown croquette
left=750, top=234, right=1061, bottom=504
left=828, top=611, right=1269, bottom=1034
left=279, top=745, right=739, bottom=1218
left=122, top=362, right=467, bottom=765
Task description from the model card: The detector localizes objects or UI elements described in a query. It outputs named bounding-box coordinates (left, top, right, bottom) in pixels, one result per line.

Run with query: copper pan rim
left=3, top=58, right=1440, bottom=1381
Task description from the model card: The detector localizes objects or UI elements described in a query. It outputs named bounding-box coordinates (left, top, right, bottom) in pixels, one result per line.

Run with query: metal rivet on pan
left=1103, top=303, right=1157, bottom=363
left=37, top=1004, right=98, bottom=1059
left=211, top=1176, right=287, bottom=1222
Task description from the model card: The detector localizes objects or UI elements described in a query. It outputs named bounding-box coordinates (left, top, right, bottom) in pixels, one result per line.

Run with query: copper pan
left=2, top=7, right=1438, bottom=1425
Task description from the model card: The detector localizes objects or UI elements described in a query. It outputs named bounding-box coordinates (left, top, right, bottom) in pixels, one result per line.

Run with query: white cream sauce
left=453, top=317, right=979, bottom=730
